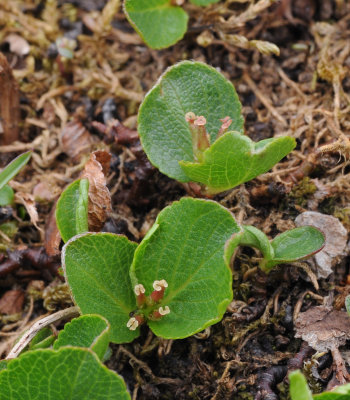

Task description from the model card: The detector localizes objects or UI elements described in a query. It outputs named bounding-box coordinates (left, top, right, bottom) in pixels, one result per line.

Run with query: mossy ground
left=0, top=1, right=350, bottom=399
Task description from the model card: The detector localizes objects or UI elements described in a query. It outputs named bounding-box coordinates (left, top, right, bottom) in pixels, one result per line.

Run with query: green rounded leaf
left=124, top=0, right=188, bottom=49
left=0, top=348, right=130, bottom=399
left=62, top=233, right=138, bottom=343
left=0, top=151, right=31, bottom=192
left=271, top=226, right=325, bottom=263
left=190, top=0, right=219, bottom=5
left=180, top=133, right=296, bottom=193
left=54, top=315, right=110, bottom=360
left=56, top=179, right=89, bottom=243
left=0, top=185, right=14, bottom=206
left=289, top=370, right=313, bottom=400
left=130, top=197, right=240, bottom=339
left=138, top=61, right=244, bottom=182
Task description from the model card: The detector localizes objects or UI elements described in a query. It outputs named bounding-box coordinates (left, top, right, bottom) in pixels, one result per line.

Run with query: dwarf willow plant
left=0, top=198, right=324, bottom=398
left=62, top=197, right=239, bottom=342
left=55, top=195, right=324, bottom=343
left=124, top=0, right=219, bottom=49
left=0, top=62, right=324, bottom=399
left=138, top=61, right=296, bottom=195
left=289, top=370, right=350, bottom=400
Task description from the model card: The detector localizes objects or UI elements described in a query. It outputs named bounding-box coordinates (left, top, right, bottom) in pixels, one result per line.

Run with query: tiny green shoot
left=0, top=151, right=32, bottom=206
left=238, top=225, right=325, bottom=272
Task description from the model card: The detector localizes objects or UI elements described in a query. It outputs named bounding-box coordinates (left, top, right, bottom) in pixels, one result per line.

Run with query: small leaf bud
left=134, top=284, right=146, bottom=306
left=218, top=116, right=232, bottom=137
left=158, top=306, right=170, bottom=315
left=126, top=317, right=138, bottom=331
left=153, top=280, right=168, bottom=291
left=56, top=37, right=77, bottom=59
left=194, top=116, right=210, bottom=152
left=126, top=314, right=144, bottom=331
left=185, top=112, right=196, bottom=122
left=185, top=112, right=210, bottom=161
left=134, top=284, right=145, bottom=296
left=151, top=279, right=168, bottom=302
left=194, top=116, right=207, bottom=126
left=149, top=306, right=170, bottom=320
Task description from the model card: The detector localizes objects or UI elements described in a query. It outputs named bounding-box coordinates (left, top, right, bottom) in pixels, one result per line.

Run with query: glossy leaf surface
left=56, top=179, right=89, bottom=243
left=62, top=233, right=138, bottom=343
left=180, top=133, right=296, bottom=193
left=54, top=314, right=110, bottom=360
left=0, top=348, right=130, bottom=399
left=130, top=197, right=240, bottom=339
left=138, top=61, right=244, bottom=182
left=124, top=0, right=188, bottom=49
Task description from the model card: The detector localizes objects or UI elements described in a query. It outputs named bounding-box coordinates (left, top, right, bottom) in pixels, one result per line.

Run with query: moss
left=277, top=381, right=290, bottom=400
left=333, top=206, right=350, bottom=230
left=236, top=385, right=254, bottom=400
left=288, top=178, right=317, bottom=207
left=303, top=360, right=323, bottom=394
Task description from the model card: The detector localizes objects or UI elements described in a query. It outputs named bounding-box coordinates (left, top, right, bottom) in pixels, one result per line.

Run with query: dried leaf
left=0, top=52, right=20, bottom=145
left=4, top=34, right=30, bottom=56
left=60, top=120, right=94, bottom=162
left=295, top=211, right=348, bottom=279
left=295, top=306, right=350, bottom=352
left=15, top=192, right=42, bottom=233
left=81, top=151, right=112, bottom=232
left=44, top=204, right=61, bottom=257
left=0, top=290, right=25, bottom=315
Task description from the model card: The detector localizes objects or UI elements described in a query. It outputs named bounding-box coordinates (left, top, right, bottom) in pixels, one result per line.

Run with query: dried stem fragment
left=0, top=52, right=20, bottom=145
left=6, top=306, right=80, bottom=359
